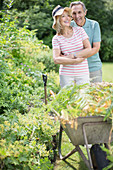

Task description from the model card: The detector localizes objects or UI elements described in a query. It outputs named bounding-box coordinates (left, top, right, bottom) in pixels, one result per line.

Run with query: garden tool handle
left=42, top=74, right=47, bottom=87
left=42, top=74, right=47, bottom=105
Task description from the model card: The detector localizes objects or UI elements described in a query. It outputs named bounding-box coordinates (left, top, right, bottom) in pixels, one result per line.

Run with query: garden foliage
left=48, top=82, right=113, bottom=120
left=0, top=11, right=60, bottom=169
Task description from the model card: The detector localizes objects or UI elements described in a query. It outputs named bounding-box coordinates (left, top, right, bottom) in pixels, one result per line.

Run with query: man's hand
left=60, top=53, right=74, bottom=59
left=74, top=57, right=85, bottom=64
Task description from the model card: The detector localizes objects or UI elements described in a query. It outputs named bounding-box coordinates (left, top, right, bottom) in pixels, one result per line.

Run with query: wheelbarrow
left=42, top=76, right=113, bottom=169
left=58, top=116, right=113, bottom=170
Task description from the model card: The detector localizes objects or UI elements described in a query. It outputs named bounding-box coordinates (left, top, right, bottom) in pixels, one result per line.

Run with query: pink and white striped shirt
left=52, top=27, right=89, bottom=76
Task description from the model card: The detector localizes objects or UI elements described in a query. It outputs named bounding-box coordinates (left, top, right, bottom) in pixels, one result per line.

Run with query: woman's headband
left=52, top=6, right=64, bottom=17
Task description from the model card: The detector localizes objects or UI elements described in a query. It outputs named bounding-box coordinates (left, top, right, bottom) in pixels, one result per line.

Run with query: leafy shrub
left=0, top=110, right=59, bottom=169
left=0, top=11, right=60, bottom=169
left=0, top=11, right=60, bottom=114
left=0, top=54, right=60, bottom=114
left=0, top=8, right=64, bottom=170
left=37, top=50, right=59, bottom=73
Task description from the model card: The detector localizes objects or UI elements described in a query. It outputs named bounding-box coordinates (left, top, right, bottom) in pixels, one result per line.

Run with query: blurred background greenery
left=0, top=0, right=113, bottom=62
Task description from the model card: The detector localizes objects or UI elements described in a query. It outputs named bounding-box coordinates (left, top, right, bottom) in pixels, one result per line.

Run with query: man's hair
left=70, top=1, right=87, bottom=12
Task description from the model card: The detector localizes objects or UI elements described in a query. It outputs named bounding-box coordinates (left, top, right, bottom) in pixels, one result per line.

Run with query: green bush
left=0, top=110, right=59, bottom=169
left=36, top=50, right=59, bottom=73
left=0, top=11, right=60, bottom=169
left=0, top=11, right=60, bottom=114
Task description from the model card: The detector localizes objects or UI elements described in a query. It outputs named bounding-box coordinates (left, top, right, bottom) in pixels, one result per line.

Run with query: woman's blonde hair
left=55, top=15, right=62, bottom=34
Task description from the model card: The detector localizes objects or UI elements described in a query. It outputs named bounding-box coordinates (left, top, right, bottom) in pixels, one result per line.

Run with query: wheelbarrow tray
left=60, top=116, right=113, bottom=146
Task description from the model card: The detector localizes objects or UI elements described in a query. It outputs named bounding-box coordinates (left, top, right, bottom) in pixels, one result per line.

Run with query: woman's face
left=60, top=11, right=72, bottom=27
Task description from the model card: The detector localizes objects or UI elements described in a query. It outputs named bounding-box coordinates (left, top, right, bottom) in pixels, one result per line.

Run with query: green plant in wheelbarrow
left=47, top=82, right=113, bottom=170
left=48, top=82, right=113, bottom=120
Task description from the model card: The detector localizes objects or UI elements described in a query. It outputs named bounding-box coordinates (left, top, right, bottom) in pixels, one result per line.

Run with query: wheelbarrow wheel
left=90, top=144, right=110, bottom=170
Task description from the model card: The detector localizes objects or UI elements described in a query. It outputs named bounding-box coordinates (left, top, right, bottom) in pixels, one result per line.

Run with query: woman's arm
left=53, top=48, right=85, bottom=65
left=60, top=39, right=91, bottom=59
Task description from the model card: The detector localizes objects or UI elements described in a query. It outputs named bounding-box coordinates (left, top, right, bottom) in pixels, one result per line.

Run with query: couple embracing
left=52, top=1, right=102, bottom=88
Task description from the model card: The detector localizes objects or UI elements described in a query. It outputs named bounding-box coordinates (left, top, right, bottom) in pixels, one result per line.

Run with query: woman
left=52, top=5, right=91, bottom=88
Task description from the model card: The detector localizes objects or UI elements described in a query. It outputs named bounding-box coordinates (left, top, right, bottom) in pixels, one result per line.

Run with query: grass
left=54, top=62, right=113, bottom=170
left=102, top=62, right=113, bottom=82
left=54, top=132, right=88, bottom=170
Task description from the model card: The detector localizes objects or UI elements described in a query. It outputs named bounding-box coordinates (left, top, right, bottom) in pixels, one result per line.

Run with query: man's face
left=71, top=4, right=86, bottom=26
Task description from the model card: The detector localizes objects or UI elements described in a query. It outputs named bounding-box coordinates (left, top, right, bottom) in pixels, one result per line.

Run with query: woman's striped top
left=52, top=27, right=89, bottom=76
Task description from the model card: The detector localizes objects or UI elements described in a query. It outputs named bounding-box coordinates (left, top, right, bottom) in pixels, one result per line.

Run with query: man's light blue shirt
left=71, top=18, right=102, bottom=72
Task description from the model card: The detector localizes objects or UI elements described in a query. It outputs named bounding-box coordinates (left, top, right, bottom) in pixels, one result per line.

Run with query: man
left=70, top=1, right=102, bottom=83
